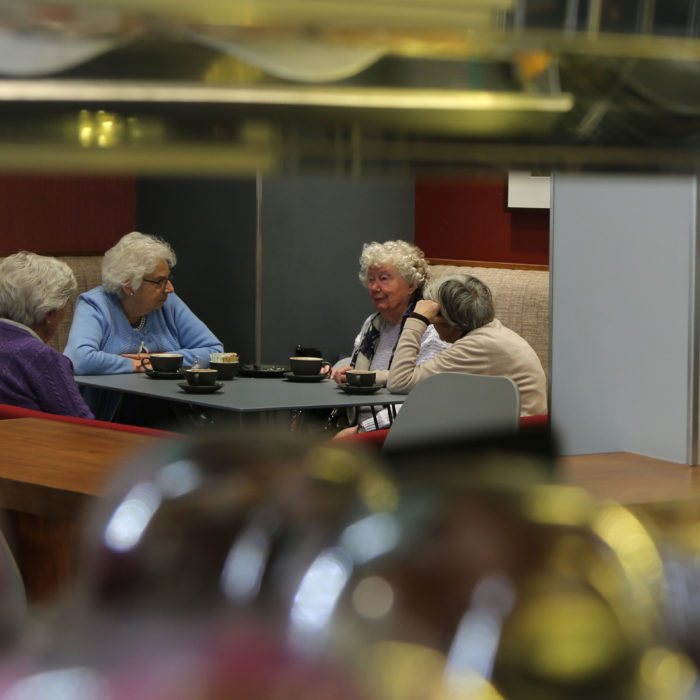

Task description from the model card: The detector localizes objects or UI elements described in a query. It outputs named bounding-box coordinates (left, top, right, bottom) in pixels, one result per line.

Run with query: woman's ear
left=47, top=306, right=68, bottom=324
left=121, top=284, right=134, bottom=297
left=43, top=309, right=58, bottom=325
left=35, top=306, right=67, bottom=342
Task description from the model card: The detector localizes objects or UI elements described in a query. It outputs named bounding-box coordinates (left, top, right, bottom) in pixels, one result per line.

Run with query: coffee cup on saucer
left=146, top=353, right=184, bottom=373
left=209, top=361, right=239, bottom=380
left=346, top=370, right=376, bottom=387
left=185, top=368, right=218, bottom=386
left=289, top=356, right=331, bottom=376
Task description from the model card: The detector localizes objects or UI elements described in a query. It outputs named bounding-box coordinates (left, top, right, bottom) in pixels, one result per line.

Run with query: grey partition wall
left=136, top=177, right=258, bottom=362
left=136, top=175, right=414, bottom=367
left=550, top=173, right=699, bottom=464
left=260, top=176, right=414, bottom=364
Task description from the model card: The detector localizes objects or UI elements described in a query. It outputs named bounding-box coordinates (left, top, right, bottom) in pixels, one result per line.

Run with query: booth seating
left=332, top=262, right=551, bottom=446
left=0, top=256, right=549, bottom=382
left=0, top=254, right=549, bottom=434
left=0, top=254, right=102, bottom=354
left=42, top=255, right=103, bottom=354
left=428, top=262, right=549, bottom=381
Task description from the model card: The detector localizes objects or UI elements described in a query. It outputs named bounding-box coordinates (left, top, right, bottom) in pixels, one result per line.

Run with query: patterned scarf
left=351, top=291, right=421, bottom=370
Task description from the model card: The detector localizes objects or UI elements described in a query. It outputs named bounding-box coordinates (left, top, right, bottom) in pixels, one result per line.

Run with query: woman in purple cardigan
left=0, top=252, right=93, bottom=418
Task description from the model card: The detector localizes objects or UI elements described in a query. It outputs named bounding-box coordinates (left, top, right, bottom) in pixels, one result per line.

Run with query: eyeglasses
left=142, top=274, right=174, bottom=290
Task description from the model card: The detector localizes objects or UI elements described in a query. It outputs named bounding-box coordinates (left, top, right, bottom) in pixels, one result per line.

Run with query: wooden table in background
left=559, top=451, right=700, bottom=505
left=3, top=418, right=700, bottom=605
left=0, top=418, right=168, bottom=603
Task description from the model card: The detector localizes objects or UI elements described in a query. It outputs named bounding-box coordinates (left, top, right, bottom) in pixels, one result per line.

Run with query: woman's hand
left=330, top=364, right=352, bottom=385
left=120, top=352, right=151, bottom=372
left=414, top=300, right=441, bottom=324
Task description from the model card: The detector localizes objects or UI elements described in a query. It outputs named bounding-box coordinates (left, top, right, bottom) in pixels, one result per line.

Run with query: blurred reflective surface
left=0, top=529, right=26, bottom=652
left=0, top=429, right=696, bottom=698
left=1, top=1, right=700, bottom=173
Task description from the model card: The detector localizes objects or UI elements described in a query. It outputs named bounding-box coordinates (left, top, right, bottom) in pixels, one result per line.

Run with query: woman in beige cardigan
left=387, top=274, right=547, bottom=416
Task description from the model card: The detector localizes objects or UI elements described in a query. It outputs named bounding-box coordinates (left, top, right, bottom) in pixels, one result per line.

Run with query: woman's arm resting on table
left=36, top=349, right=94, bottom=418
left=120, top=353, right=151, bottom=372
left=331, top=364, right=352, bottom=384
left=64, top=297, right=133, bottom=375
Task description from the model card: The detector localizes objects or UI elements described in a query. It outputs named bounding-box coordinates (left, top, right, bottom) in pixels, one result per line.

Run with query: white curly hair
left=358, top=240, right=428, bottom=290
left=102, top=231, right=177, bottom=298
left=0, top=252, right=77, bottom=326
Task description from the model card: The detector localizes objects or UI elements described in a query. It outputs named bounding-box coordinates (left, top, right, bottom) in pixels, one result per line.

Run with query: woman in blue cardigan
left=65, top=231, right=222, bottom=375
left=64, top=231, right=222, bottom=423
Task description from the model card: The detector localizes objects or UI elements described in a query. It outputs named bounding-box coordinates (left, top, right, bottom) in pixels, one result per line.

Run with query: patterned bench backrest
left=428, top=264, right=550, bottom=381
left=0, top=256, right=550, bottom=379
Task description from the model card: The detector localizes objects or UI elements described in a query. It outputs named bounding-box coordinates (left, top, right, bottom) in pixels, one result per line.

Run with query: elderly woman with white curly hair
left=65, top=231, right=222, bottom=376
left=387, top=274, right=547, bottom=416
left=331, top=240, right=449, bottom=435
left=0, top=252, right=93, bottom=418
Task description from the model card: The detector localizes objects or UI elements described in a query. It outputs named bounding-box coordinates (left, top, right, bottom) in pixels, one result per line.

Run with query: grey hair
left=0, top=251, right=77, bottom=326
left=424, top=274, right=495, bottom=333
left=358, top=240, right=428, bottom=290
left=102, top=231, right=176, bottom=298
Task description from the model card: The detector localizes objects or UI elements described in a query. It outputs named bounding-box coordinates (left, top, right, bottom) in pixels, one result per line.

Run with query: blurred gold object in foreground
left=0, top=431, right=698, bottom=698
left=1, top=1, right=700, bottom=173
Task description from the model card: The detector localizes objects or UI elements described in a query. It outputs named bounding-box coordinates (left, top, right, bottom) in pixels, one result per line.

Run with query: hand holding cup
left=289, top=357, right=331, bottom=377
left=144, top=353, right=184, bottom=373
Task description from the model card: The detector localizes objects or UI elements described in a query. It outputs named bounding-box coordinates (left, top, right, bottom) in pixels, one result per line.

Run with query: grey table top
left=75, top=373, right=405, bottom=413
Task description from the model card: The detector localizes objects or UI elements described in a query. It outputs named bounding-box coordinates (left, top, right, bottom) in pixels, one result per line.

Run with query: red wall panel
left=0, top=174, right=548, bottom=265
left=0, top=174, right=136, bottom=255
left=414, top=177, right=549, bottom=265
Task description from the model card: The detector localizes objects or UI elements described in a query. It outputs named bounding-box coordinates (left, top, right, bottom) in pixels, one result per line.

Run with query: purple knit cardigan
left=0, top=321, right=93, bottom=418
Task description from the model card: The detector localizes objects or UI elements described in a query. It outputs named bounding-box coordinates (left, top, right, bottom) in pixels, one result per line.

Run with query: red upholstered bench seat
left=332, top=414, right=549, bottom=450
left=519, top=413, right=549, bottom=430
left=0, top=403, right=183, bottom=438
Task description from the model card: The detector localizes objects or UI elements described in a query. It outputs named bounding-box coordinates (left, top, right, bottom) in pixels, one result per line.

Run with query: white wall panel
left=550, top=174, right=698, bottom=463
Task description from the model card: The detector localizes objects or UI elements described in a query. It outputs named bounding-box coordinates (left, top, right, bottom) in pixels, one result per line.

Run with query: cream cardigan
left=387, top=317, right=547, bottom=416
